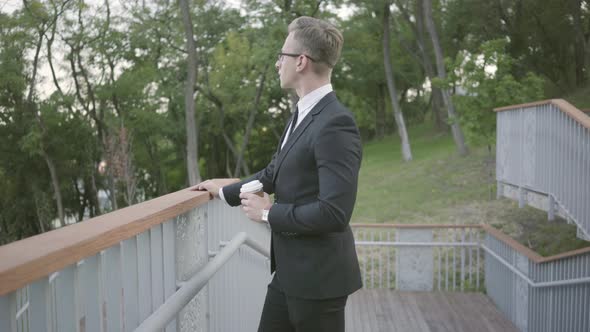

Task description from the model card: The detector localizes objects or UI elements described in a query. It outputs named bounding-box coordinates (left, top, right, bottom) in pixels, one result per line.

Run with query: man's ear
left=296, top=56, right=306, bottom=72
left=295, top=58, right=303, bottom=72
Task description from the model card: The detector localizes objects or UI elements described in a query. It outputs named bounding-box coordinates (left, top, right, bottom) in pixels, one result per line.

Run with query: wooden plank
left=413, top=292, right=455, bottom=332
left=442, top=292, right=487, bottom=332
left=400, top=292, right=432, bottom=331
left=345, top=290, right=519, bottom=332
left=471, top=293, right=520, bottom=332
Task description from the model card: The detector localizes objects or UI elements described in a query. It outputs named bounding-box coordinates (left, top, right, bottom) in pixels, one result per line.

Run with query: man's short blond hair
left=288, top=16, right=343, bottom=74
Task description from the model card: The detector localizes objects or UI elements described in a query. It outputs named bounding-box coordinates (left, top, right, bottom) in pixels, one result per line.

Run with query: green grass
left=353, top=124, right=494, bottom=224
left=564, top=84, right=590, bottom=110
left=352, top=124, right=589, bottom=256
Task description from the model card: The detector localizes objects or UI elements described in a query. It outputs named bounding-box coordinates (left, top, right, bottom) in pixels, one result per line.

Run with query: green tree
left=449, top=39, right=545, bottom=146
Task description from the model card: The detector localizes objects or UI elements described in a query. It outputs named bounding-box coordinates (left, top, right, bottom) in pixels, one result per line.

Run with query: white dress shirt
left=281, top=84, right=333, bottom=150
left=219, top=84, right=334, bottom=204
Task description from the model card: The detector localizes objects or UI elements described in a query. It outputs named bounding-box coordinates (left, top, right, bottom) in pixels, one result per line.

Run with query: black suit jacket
left=222, top=92, right=363, bottom=299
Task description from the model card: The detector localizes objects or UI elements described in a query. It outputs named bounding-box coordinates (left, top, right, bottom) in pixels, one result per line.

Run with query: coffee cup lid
left=241, top=180, right=263, bottom=193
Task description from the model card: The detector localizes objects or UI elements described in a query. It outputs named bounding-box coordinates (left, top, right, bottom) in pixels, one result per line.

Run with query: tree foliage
left=0, top=0, right=588, bottom=243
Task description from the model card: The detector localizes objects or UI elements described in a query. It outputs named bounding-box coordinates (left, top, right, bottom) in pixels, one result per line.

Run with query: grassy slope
left=352, top=124, right=589, bottom=256
left=563, top=85, right=590, bottom=110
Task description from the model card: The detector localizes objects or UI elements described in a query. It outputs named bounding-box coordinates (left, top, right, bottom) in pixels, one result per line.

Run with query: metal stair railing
left=136, top=231, right=269, bottom=332
left=495, top=99, right=590, bottom=240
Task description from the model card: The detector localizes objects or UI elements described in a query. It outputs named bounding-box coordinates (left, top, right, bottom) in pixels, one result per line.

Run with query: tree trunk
left=422, top=0, right=469, bottom=156
left=412, top=0, right=446, bottom=131
left=41, top=149, right=65, bottom=223
left=24, top=18, right=65, bottom=227
left=108, top=170, right=118, bottom=211
left=571, top=0, right=586, bottom=86
left=179, top=0, right=201, bottom=185
left=89, top=172, right=100, bottom=217
left=31, top=183, right=47, bottom=233
left=376, top=83, right=386, bottom=139
left=383, top=1, right=413, bottom=161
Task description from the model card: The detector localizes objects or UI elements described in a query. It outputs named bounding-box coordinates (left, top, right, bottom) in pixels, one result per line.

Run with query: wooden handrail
left=2, top=194, right=589, bottom=296
left=0, top=187, right=213, bottom=296
left=351, top=223, right=590, bottom=264
left=494, top=99, right=590, bottom=130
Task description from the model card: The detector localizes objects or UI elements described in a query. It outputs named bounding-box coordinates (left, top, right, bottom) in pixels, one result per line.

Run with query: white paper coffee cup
left=240, top=180, right=264, bottom=197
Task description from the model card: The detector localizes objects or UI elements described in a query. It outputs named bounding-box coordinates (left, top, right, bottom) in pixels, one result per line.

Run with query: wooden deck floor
left=345, top=290, right=519, bottom=332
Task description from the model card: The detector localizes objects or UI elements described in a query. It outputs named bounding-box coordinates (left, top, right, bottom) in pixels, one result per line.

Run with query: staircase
left=495, top=99, right=590, bottom=240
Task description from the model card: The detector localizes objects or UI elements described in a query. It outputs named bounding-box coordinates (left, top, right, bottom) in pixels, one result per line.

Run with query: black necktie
left=289, top=107, right=299, bottom=136
left=279, top=107, right=298, bottom=152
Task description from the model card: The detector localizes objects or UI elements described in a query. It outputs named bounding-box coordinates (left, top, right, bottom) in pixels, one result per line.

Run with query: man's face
left=275, top=32, right=300, bottom=89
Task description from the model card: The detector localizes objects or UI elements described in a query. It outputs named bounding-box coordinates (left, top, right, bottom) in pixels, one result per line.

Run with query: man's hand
left=240, top=192, right=272, bottom=223
left=191, top=178, right=239, bottom=198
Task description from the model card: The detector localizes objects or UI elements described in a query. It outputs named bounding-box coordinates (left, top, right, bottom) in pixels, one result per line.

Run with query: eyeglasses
left=277, top=52, right=317, bottom=63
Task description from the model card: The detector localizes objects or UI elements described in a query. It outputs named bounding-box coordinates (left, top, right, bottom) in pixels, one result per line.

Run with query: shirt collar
left=296, top=84, right=333, bottom=115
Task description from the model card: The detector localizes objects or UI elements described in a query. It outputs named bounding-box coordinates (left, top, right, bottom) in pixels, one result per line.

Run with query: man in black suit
left=196, top=16, right=362, bottom=332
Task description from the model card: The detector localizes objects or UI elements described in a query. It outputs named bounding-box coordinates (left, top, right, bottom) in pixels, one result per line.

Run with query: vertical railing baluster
left=162, top=219, right=177, bottom=332
left=585, top=127, right=589, bottom=233
left=451, top=228, right=457, bottom=290
left=0, top=291, right=16, bottom=332
left=102, top=244, right=122, bottom=332
left=394, top=228, right=398, bottom=289
left=459, top=228, right=465, bottom=291
left=468, top=229, right=473, bottom=289
left=379, top=231, right=383, bottom=288
left=136, top=231, right=152, bottom=323
left=476, top=230, right=480, bottom=290
left=54, top=266, right=76, bottom=332
left=80, top=255, right=101, bottom=332
left=437, top=229, right=441, bottom=291
left=29, top=277, right=51, bottom=332
left=150, top=225, right=164, bottom=314
left=445, top=228, right=449, bottom=291
left=370, top=229, right=375, bottom=289
left=121, top=237, right=139, bottom=331
left=387, top=230, right=391, bottom=289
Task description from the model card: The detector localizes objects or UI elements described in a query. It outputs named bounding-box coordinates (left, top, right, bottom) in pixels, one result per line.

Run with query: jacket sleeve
left=267, top=113, right=362, bottom=234
left=220, top=151, right=278, bottom=207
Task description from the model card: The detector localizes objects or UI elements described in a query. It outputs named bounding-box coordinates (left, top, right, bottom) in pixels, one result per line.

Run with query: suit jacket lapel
left=276, top=112, right=295, bottom=154
left=272, top=92, right=338, bottom=183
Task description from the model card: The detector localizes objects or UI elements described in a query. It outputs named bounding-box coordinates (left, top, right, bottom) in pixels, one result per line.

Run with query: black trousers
left=257, top=273, right=348, bottom=332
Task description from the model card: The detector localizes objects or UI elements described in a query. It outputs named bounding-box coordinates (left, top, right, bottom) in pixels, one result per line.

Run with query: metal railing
left=483, top=225, right=590, bottom=332
left=352, top=223, right=590, bottom=332
left=0, top=188, right=271, bottom=332
left=136, top=231, right=269, bottom=331
left=495, top=99, right=590, bottom=239
left=352, top=224, right=484, bottom=292
left=2, top=191, right=589, bottom=331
